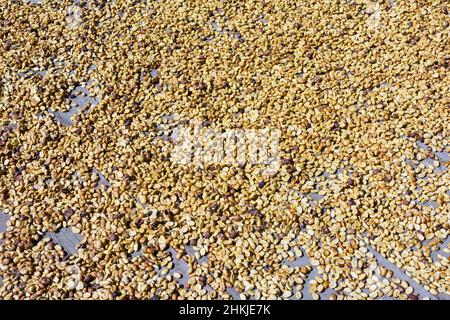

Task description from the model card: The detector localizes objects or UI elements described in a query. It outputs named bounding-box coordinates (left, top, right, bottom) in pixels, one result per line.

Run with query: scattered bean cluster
left=0, top=0, right=448, bottom=300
